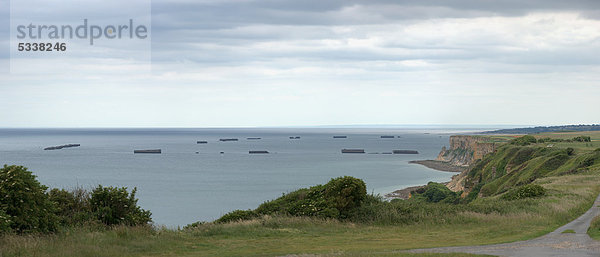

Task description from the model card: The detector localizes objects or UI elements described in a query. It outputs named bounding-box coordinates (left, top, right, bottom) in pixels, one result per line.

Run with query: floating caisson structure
left=134, top=149, right=162, bottom=154
left=380, top=136, right=395, bottom=139
left=249, top=150, right=269, bottom=154
left=333, top=136, right=347, bottom=138
left=393, top=150, right=419, bottom=154
left=219, top=138, right=238, bottom=142
left=247, top=137, right=262, bottom=140
left=197, top=141, right=208, bottom=144
left=289, top=136, right=301, bottom=139
left=341, top=149, right=365, bottom=154
left=43, top=144, right=81, bottom=150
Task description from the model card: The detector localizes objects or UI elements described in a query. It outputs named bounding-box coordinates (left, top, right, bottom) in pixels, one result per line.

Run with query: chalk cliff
left=405, top=135, right=498, bottom=195
left=436, top=136, right=496, bottom=167
left=435, top=136, right=496, bottom=193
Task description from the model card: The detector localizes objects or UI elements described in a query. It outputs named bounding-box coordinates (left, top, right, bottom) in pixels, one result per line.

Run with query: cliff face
left=436, top=136, right=496, bottom=167
left=452, top=144, right=600, bottom=198
left=435, top=136, right=497, bottom=193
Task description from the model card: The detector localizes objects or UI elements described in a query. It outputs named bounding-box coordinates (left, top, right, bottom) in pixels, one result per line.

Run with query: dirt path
left=407, top=193, right=600, bottom=257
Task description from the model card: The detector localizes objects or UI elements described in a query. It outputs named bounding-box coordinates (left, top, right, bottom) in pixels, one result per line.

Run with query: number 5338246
left=18, top=42, right=67, bottom=52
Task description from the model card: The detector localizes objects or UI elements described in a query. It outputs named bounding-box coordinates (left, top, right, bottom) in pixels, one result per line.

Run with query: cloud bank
left=1, top=0, right=599, bottom=127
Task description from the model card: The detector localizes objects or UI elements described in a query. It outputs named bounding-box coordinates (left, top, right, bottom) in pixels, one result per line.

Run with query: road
left=407, top=193, right=600, bottom=257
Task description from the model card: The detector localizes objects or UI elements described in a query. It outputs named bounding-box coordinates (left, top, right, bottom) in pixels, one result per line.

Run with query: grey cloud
left=1, top=0, right=8, bottom=61
left=148, top=0, right=600, bottom=63
left=151, top=0, right=600, bottom=30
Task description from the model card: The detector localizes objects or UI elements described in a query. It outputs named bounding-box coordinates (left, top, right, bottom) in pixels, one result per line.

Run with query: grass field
left=532, top=131, right=600, bottom=152
left=479, top=135, right=519, bottom=143
left=589, top=215, right=600, bottom=240
left=533, top=131, right=600, bottom=141
left=478, top=131, right=600, bottom=152
left=2, top=168, right=599, bottom=257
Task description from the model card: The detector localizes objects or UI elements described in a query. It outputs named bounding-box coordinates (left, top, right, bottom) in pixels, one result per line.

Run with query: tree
left=0, top=165, right=58, bottom=233
left=89, top=185, right=152, bottom=226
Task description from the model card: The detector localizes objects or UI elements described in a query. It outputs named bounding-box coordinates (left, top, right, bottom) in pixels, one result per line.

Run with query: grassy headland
left=1, top=170, right=598, bottom=256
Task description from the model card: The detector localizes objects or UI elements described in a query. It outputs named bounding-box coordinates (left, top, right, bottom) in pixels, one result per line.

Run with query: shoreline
left=408, top=160, right=467, bottom=173
left=385, top=160, right=466, bottom=199
left=384, top=185, right=426, bottom=199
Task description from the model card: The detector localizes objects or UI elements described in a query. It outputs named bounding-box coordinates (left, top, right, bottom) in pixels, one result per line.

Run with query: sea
left=0, top=127, right=489, bottom=227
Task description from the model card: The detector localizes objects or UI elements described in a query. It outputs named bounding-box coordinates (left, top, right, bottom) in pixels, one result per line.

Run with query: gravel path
left=407, top=193, right=600, bottom=257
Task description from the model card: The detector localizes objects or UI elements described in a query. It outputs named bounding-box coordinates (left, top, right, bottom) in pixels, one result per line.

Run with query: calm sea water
left=0, top=128, right=480, bottom=227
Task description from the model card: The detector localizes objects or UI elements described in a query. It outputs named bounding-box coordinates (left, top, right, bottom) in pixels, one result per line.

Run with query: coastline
left=385, top=160, right=465, bottom=199
left=384, top=185, right=426, bottom=199
left=408, top=160, right=467, bottom=173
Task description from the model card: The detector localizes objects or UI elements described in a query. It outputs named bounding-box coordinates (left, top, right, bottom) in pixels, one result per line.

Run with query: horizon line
left=0, top=124, right=546, bottom=130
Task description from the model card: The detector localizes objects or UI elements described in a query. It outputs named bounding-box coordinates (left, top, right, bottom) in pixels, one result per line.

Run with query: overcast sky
left=1, top=0, right=599, bottom=128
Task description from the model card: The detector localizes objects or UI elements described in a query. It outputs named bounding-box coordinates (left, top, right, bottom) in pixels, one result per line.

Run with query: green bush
left=580, top=155, right=597, bottom=169
left=573, top=136, right=591, bottom=142
left=89, top=185, right=152, bottom=226
left=0, top=165, right=59, bottom=233
left=348, top=195, right=472, bottom=225
left=255, top=187, right=335, bottom=218
left=464, top=183, right=484, bottom=203
left=510, top=135, right=537, bottom=146
left=48, top=188, right=93, bottom=226
left=537, top=137, right=567, bottom=143
left=501, top=184, right=546, bottom=200
left=323, top=176, right=367, bottom=217
left=412, top=182, right=460, bottom=204
left=183, top=221, right=206, bottom=229
left=0, top=208, right=11, bottom=233
left=1, top=165, right=156, bottom=232
left=252, top=176, right=366, bottom=220
left=348, top=196, right=419, bottom=225
left=216, top=210, right=257, bottom=223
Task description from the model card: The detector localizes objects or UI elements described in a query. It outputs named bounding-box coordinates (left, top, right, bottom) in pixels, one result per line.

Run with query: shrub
left=349, top=195, right=471, bottom=225
left=89, top=185, right=152, bottom=226
left=0, top=165, right=59, bottom=233
left=464, top=183, right=484, bottom=203
left=579, top=155, right=597, bottom=169
left=412, top=182, right=460, bottom=204
left=216, top=210, right=257, bottom=223
left=48, top=188, right=93, bottom=226
left=501, top=184, right=546, bottom=200
left=184, top=221, right=207, bottom=229
left=537, top=137, right=567, bottom=143
left=573, top=136, right=591, bottom=142
left=348, top=195, right=415, bottom=225
left=510, top=135, right=537, bottom=146
left=566, top=147, right=575, bottom=156
left=323, top=176, right=367, bottom=218
left=0, top=208, right=10, bottom=233
left=252, top=176, right=366, bottom=220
